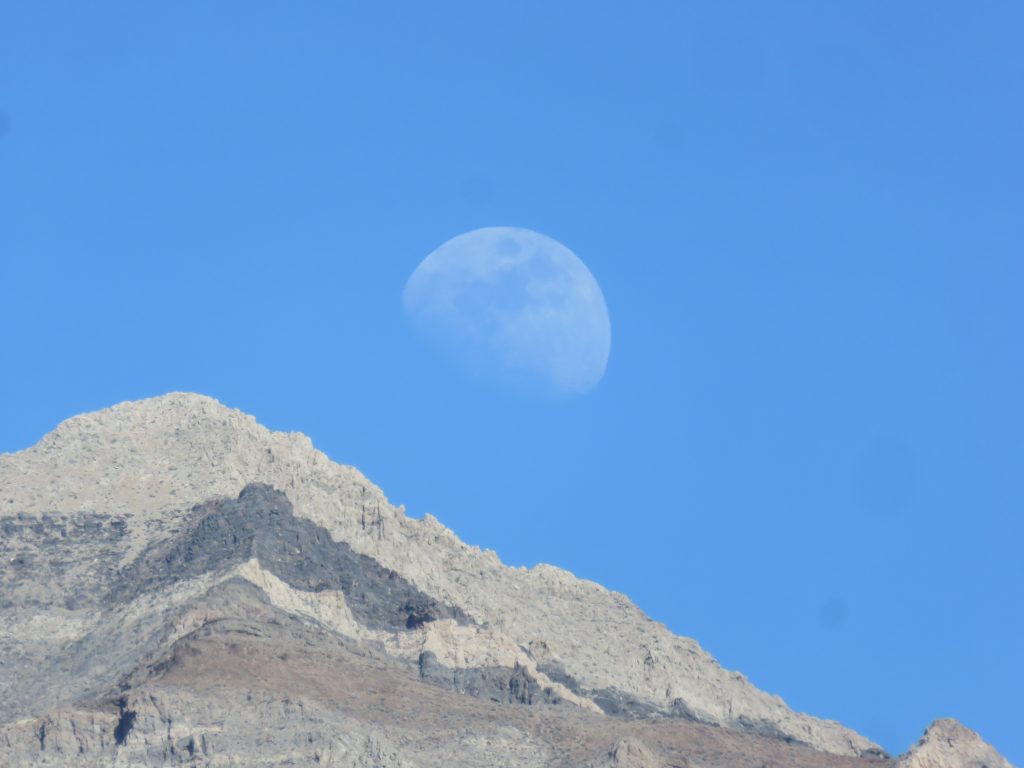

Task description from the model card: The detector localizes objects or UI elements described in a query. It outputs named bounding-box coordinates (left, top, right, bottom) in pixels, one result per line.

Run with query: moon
left=403, top=227, right=611, bottom=394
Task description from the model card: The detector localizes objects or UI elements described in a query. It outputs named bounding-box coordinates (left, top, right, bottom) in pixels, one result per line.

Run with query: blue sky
left=1, top=2, right=1021, bottom=760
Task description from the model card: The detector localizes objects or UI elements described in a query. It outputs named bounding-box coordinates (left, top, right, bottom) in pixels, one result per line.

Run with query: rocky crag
left=0, top=393, right=1011, bottom=767
left=895, top=719, right=1012, bottom=768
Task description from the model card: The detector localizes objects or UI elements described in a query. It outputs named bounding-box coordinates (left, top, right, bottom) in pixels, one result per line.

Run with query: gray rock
left=418, top=650, right=565, bottom=706
left=896, top=719, right=1013, bottom=768
left=109, top=482, right=468, bottom=631
left=0, top=393, right=1012, bottom=767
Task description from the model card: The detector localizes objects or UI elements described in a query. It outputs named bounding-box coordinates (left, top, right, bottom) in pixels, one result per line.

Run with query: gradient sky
left=1, top=3, right=1021, bottom=761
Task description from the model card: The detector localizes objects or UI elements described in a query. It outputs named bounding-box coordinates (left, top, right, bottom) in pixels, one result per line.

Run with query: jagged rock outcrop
left=896, top=719, right=1012, bottom=768
left=598, top=738, right=665, bottom=768
left=0, top=393, right=1011, bottom=767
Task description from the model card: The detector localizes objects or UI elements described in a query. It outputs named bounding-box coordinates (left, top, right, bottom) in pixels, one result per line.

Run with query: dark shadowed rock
left=418, top=651, right=566, bottom=706
left=109, top=483, right=468, bottom=632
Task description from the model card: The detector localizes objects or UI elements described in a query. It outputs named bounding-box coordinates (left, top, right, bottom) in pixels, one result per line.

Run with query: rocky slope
left=895, top=719, right=1012, bottom=768
left=0, top=393, right=1011, bottom=767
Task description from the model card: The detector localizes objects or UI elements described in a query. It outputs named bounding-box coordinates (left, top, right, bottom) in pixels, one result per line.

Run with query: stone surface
left=0, top=393, right=1012, bottom=767
left=597, top=738, right=665, bottom=768
left=110, top=482, right=467, bottom=631
left=896, top=719, right=1012, bottom=768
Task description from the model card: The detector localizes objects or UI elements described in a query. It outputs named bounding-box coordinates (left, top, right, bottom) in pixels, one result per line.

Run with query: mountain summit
left=0, top=394, right=1010, bottom=767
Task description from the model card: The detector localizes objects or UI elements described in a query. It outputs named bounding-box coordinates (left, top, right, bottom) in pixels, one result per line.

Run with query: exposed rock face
left=0, top=393, right=1011, bottom=767
left=109, top=482, right=468, bottom=631
left=598, top=738, right=665, bottom=768
left=897, top=719, right=1012, bottom=768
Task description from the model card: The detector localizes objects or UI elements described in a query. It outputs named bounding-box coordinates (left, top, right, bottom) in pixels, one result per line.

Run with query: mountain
left=895, top=719, right=1012, bottom=768
left=0, top=393, right=1010, bottom=767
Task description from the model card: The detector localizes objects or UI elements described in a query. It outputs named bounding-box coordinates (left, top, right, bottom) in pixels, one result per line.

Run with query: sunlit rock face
left=0, top=394, right=1010, bottom=767
left=896, top=719, right=1013, bottom=768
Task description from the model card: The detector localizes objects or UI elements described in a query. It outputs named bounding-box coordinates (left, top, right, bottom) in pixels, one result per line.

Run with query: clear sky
left=1, top=2, right=1021, bottom=761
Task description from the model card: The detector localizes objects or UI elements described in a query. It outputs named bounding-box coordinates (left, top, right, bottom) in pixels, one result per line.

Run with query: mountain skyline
left=0, top=392, right=1012, bottom=766
left=2, top=3, right=1021, bottom=762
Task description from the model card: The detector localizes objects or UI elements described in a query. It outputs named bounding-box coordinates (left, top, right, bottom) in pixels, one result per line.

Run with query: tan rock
left=897, top=719, right=1013, bottom=768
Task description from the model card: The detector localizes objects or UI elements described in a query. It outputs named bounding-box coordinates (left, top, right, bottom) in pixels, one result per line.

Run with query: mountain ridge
left=0, top=393, right=1010, bottom=767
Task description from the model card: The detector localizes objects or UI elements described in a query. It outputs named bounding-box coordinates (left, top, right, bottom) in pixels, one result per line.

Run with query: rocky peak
left=897, top=719, right=1012, bottom=768
left=0, top=393, right=1014, bottom=767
